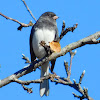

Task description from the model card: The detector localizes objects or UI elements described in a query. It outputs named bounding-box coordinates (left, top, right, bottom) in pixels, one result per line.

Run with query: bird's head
left=40, top=12, right=59, bottom=20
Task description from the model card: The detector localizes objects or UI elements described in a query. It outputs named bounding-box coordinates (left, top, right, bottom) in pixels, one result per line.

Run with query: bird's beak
left=53, top=16, right=59, bottom=20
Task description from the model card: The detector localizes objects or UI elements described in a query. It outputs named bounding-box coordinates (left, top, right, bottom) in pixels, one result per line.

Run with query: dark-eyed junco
left=30, top=12, right=59, bottom=96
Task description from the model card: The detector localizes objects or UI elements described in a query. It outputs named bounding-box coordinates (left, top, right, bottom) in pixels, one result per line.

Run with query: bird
left=30, top=12, right=59, bottom=96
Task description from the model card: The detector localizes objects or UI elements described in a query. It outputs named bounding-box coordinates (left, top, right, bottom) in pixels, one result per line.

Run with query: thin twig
left=67, top=50, right=77, bottom=78
left=61, top=21, right=66, bottom=34
left=0, top=12, right=33, bottom=30
left=79, top=70, right=85, bottom=84
left=22, top=54, right=31, bottom=64
left=17, top=20, right=33, bottom=30
left=12, top=78, right=42, bottom=85
left=58, top=22, right=78, bottom=41
left=22, top=84, right=33, bottom=93
left=0, top=12, right=23, bottom=25
left=72, top=93, right=84, bottom=99
left=51, top=72, right=93, bottom=100
left=39, top=41, right=52, bottom=56
left=64, top=61, right=69, bottom=76
left=21, top=0, right=37, bottom=21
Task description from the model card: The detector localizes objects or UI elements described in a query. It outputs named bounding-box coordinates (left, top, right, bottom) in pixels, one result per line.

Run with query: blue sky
left=0, top=0, right=100, bottom=100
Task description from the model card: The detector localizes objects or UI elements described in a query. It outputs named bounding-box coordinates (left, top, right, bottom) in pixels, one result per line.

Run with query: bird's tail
left=40, top=62, right=49, bottom=97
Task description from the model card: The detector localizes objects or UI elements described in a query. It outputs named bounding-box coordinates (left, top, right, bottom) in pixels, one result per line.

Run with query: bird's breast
left=32, top=28, right=55, bottom=59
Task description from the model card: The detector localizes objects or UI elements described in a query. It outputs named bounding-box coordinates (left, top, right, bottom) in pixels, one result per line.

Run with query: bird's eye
left=49, top=14, right=54, bottom=18
left=48, top=14, right=52, bottom=17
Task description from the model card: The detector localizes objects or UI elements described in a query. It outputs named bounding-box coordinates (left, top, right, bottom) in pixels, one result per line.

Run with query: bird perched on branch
left=30, top=12, right=59, bottom=96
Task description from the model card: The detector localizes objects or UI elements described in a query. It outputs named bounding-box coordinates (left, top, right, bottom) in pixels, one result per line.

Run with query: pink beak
left=53, top=16, right=59, bottom=20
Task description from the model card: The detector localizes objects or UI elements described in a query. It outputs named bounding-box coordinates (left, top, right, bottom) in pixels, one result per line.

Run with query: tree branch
left=0, top=12, right=34, bottom=30
left=10, top=70, right=93, bottom=99
left=82, top=38, right=100, bottom=44
left=68, top=50, right=76, bottom=78
left=21, top=0, right=37, bottom=21
left=79, top=70, right=85, bottom=84
left=58, top=22, right=78, bottom=41
left=0, top=31, right=100, bottom=89
left=22, top=54, right=31, bottom=64
left=49, top=31, right=100, bottom=61
left=0, top=19, right=99, bottom=99
left=64, top=50, right=76, bottom=79
left=12, top=78, right=42, bottom=85
left=22, top=84, right=33, bottom=93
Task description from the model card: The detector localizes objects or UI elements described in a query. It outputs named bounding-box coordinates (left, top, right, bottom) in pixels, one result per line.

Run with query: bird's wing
left=54, top=28, right=59, bottom=42
left=30, top=27, right=36, bottom=62
left=51, top=59, right=56, bottom=72
left=51, top=29, right=59, bottom=72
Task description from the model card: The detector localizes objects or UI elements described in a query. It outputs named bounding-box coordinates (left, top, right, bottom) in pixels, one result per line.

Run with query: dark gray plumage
left=30, top=12, right=59, bottom=96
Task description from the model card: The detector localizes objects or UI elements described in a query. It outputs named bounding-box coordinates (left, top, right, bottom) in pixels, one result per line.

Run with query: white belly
left=32, top=28, right=55, bottom=59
